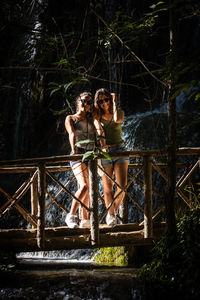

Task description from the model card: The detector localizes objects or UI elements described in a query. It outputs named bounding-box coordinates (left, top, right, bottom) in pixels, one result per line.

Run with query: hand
left=71, top=148, right=77, bottom=154
left=102, top=146, right=108, bottom=153
left=111, top=93, right=117, bottom=105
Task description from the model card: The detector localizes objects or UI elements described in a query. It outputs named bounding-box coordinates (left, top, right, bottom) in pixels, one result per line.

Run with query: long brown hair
left=94, top=88, right=113, bottom=117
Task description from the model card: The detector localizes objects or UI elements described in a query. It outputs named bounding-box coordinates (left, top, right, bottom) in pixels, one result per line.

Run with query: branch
left=0, top=66, right=143, bottom=89
left=91, top=8, right=167, bottom=87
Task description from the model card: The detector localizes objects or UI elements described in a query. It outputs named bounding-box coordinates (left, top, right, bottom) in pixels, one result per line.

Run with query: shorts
left=70, top=147, right=92, bottom=168
left=101, top=144, right=129, bottom=167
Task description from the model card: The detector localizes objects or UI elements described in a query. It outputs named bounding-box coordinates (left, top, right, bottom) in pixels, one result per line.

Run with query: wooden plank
left=177, top=160, right=199, bottom=188
left=143, top=156, right=153, bottom=238
left=0, top=172, right=36, bottom=214
left=37, top=163, right=46, bottom=249
left=0, top=167, right=37, bottom=173
left=14, top=203, right=37, bottom=227
left=0, top=147, right=199, bottom=167
left=89, top=159, right=99, bottom=246
left=46, top=190, right=69, bottom=214
left=176, top=188, right=194, bottom=209
left=31, top=173, right=38, bottom=228
left=46, top=170, right=91, bottom=211
left=0, top=222, right=165, bottom=238
left=45, top=175, right=75, bottom=209
left=0, top=230, right=160, bottom=251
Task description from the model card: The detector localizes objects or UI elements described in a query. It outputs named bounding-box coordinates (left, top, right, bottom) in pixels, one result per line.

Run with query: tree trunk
left=165, top=0, right=177, bottom=244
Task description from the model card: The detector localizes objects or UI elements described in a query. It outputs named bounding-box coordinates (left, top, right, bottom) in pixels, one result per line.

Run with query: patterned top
left=73, top=118, right=95, bottom=150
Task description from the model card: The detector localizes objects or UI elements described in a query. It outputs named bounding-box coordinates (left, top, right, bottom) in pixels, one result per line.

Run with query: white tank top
left=73, top=118, right=95, bottom=150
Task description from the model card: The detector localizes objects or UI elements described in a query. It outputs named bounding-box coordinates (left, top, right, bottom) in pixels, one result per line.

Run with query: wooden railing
left=0, top=147, right=199, bottom=249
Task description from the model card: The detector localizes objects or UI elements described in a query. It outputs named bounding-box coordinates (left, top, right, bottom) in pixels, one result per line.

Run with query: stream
left=0, top=258, right=142, bottom=300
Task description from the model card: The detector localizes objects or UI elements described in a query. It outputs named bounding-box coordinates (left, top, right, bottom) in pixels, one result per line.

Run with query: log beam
left=89, top=159, right=99, bottom=246
left=37, top=163, right=46, bottom=249
left=143, top=156, right=153, bottom=238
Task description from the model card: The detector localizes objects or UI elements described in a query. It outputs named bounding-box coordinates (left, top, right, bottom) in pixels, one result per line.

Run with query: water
left=0, top=261, right=141, bottom=300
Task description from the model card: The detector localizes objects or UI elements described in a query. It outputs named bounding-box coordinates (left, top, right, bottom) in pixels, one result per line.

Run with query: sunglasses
left=97, top=98, right=109, bottom=105
left=80, top=98, right=93, bottom=105
left=84, top=100, right=93, bottom=105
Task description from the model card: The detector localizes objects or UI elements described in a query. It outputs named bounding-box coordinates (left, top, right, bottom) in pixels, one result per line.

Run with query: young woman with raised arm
left=94, top=88, right=129, bottom=226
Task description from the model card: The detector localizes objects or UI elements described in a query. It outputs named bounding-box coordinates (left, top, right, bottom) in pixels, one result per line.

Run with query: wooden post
left=37, top=163, right=46, bottom=249
left=31, top=172, right=38, bottom=228
left=119, top=194, right=128, bottom=224
left=143, top=155, right=153, bottom=238
left=89, top=159, right=99, bottom=246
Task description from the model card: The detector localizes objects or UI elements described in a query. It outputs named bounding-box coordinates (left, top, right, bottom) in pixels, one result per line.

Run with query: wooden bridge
left=0, top=148, right=199, bottom=252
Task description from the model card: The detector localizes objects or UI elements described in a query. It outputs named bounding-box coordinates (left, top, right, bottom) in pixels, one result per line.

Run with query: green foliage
left=184, top=182, right=200, bottom=207
left=94, top=246, right=128, bottom=266
left=49, top=77, right=89, bottom=97
left=0, top=251, right=16, bottom=273
left=138, top=208, right=200, bottom=298
left=48, top=76, right=89, bottom=116
left=75, top=138, right=111, bottom=162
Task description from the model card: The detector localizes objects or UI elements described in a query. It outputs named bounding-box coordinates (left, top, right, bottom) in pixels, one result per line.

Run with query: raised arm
left=65, top=115, right=77, bottom=154
left=111, top=93, right=124, bottom=123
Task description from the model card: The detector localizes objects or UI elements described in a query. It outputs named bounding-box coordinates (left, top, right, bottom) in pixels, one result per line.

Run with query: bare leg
left=102, top=166, right=115, bottom=216
left=113, top=161, right=128, bottom=214
left=70, top=162, right=89, bottom=220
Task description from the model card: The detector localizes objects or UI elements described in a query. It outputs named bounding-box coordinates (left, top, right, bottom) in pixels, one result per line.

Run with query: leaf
left=75, top=139, right=94, bottom=145
left=50, top=107, right=70, bottom=115
left=50, top=88, right=60, bottom=97
left=102, top=152, right=112, bottom=161
left=195, top=93, right=200, bottom=101
left=48, top=82, right=59, bottom=87
left=64, top=82, right=73, bottom=92
left=82, top=151, right=93, bottom=161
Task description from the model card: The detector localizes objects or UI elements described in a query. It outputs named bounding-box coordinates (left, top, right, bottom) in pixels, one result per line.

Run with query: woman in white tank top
left=64, top=92, right=106, bottom=228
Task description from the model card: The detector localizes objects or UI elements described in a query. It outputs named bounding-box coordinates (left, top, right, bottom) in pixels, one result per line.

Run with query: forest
left=0, top=0, right=200, bottom=299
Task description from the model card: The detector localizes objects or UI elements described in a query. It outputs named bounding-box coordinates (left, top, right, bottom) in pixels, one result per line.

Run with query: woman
left=94, top=88, right=129, bottom=226
left=65, top=91, right=104, bottom=228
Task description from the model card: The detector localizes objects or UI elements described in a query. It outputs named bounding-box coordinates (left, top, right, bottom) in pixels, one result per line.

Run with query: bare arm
left=111, top=93, right=124, bottom=123
left=65, top=115, right=77, bottom=154
left=93, top=118, right=107, bottom=151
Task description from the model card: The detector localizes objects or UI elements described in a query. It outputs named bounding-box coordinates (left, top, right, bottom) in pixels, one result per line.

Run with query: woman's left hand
left=111, top=93, right=117, bottom=106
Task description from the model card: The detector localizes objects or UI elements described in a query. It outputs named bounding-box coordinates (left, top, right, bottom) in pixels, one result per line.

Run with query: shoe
left=80, top=219, right=90, bottom=228
left=106, top=214, right=116, bottom=226
left=65, top=214, right=78, bottom=229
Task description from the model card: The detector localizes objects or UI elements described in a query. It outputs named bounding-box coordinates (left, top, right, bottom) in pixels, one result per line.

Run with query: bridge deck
left=0, top=222, right=165, bottom=252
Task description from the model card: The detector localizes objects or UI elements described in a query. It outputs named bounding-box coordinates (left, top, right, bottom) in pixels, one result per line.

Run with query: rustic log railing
left=0, top=147, right=199, bottom=251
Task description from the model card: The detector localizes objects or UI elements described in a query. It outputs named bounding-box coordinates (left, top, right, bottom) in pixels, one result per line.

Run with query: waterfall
left=4, top=0, right=47, bottom=159
left=16, top=88, right=199, bottom=260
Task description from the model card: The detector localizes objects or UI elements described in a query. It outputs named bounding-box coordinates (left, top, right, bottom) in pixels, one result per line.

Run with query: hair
left=75, top=91, right=92, bottom=112
left=94, top=88, right=113, bottom=116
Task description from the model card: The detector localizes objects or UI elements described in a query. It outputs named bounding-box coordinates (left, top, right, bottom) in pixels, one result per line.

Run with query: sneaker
left=80, top=219, right=90, bottom=228
left=106, top=214, right=116, bottom=226
left=65, top=214, right=78, bottom=229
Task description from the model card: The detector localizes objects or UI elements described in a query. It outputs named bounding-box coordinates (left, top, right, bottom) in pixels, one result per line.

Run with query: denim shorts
left=70, top=147, right=91, bottom=168
left=101, top=144, right=129, bottom=167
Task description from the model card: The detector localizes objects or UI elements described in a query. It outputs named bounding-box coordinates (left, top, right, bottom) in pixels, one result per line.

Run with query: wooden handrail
left=0, top=148, right=200, bottom=248
left=0, top=147, right=200, bottom=167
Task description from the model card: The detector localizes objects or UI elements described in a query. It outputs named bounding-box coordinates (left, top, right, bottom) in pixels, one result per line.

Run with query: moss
left=94, top=246, right=128, bottom=266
